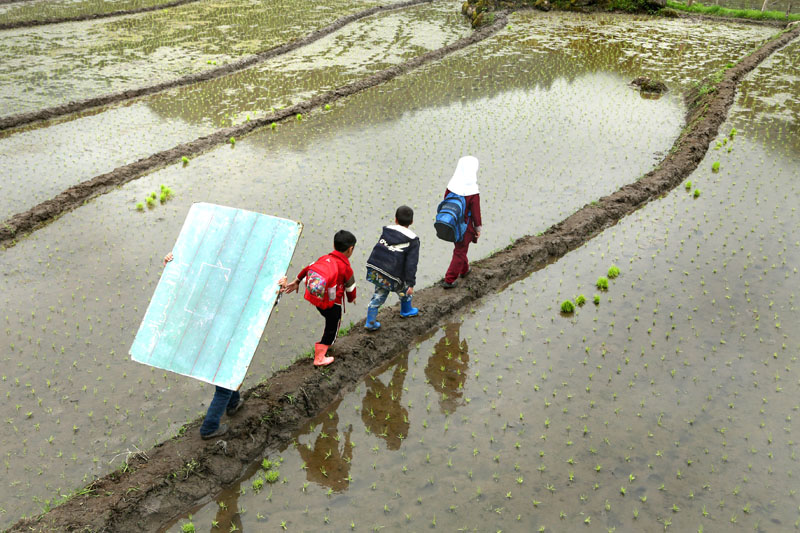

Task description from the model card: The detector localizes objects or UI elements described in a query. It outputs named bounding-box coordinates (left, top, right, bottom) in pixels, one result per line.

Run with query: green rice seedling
left=607, top=265, right=620, bottom=278
left=181, top=521, right=195, bottom=533
left=261, top=458, right=273, bottom=470
left=694, top=189, right=701, bottom=198
left=265, top=469, right=280, bottom=483
left=324, top=104, right=331, bottom=110
left=561, top=300, right=575, bottom=314
left=712, top=162, right=720, bottom=172
left=593, top=295, right=600, bottom=305
left=145, top=196, right=156, bottom=209
left=575, top=295, right=586, bottom=306
left=252, top=477, right=264, bottom=493
left=596, top=277, right=609, bottom=290
left=135, top=202, right=144, bottom=211
left=181, top=156, right=189, bottom=165
left=296, top=113, right=303, bottom=121
left=684, top=181, right=692, bottom=190
left=229, top=137, right=236, bottom=145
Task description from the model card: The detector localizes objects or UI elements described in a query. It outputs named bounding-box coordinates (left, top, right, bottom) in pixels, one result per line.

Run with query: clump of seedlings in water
left=575, top=295, right=586, bottom=306
left=694, top=189, right=701, bottom=198
left=561, top=300, right=575, bottom=314
left=607, top=265, right=620, bottom=279
left=596, top=277, right=609, bottom=290
left=712, top=161, right=720, bottom=172
left=593, top=294, right=600, bottom=305
left=684, top=180, right=692, bottom=190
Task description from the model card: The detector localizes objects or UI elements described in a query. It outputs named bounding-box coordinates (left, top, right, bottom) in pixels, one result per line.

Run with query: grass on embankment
left=666, top=0, right=800, bottom=22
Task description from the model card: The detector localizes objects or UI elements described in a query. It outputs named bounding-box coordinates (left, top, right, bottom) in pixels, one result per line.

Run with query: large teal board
left=129, top=203, right=302, bottom=390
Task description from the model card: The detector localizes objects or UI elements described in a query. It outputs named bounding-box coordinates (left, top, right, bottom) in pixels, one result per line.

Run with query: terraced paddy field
left=0, top=1, right=796, bottom=529
left=164, top=37, right=800, bottom=533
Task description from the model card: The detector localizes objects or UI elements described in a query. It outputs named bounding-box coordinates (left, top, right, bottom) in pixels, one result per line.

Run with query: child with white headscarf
left=442, top=156, right=482, bottom=288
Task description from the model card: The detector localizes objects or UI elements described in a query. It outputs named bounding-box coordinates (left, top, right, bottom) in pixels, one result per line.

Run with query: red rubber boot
left=313, top=343, right=334, bottom=366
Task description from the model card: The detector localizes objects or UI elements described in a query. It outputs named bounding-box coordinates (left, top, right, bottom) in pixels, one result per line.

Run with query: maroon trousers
left=445, top=230, right=475, bottom=283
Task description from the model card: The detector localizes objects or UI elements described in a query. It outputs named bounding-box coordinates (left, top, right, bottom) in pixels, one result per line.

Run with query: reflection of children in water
left=296, top=399, right=353, bottom=493
left=361, top=353, right=410, bottom=451
left=425, top=322, right=470, bottom=414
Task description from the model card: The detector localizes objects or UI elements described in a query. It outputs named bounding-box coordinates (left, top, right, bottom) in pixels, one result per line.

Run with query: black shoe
left=226, top=398, right=244, bottom=417
left=442, top=280, right=458, bottom=289
left=200, top=423, right=228, bottom=440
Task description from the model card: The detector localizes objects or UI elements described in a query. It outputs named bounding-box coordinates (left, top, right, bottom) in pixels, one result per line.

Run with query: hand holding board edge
left=129, top=203, right=302, bottom=390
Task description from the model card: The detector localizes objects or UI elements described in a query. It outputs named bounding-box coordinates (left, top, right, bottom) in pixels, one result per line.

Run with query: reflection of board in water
left=129, top=203, right=302, bottom=390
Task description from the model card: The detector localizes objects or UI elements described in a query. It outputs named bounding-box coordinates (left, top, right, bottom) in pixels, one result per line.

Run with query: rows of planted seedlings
left=0, top=11, right=773, bottom=230
left=164, top=40, right=800, bottom=532
left=0, top=0, right=389, bottom=115
left=0, top=12, right=781, bottom=527
left=0, top=0, right=472, bottom=221
left=0, top=0, right=184, bottom=25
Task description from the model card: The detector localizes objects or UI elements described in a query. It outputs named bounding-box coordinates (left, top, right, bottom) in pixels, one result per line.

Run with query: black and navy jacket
left=366, top=225, right=420, bottom=287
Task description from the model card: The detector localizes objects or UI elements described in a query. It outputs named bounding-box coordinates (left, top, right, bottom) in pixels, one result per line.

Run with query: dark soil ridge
left=0, top=6, right=500, bottom=251
left=6, top=22, right=798, bottom=533
left=0, top=0, right=203, bottom=31
left=0, top=0, right=431, bottom=132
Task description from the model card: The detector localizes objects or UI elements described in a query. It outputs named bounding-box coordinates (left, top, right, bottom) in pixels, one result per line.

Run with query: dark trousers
left=200, top=386, right=240, bottom=436
left=317, top=304, right=342, bottom=345
left=445, top=235, right=472, bottom=283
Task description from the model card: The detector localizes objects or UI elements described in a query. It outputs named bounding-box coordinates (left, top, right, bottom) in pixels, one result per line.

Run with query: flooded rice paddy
left=0, top=0, right=186, bottom=25
left=0, top=0, right=470, bottom=220
left=0, top=4, right=794, bottom=530
left=0, top=0, right=385, bottom=115
left=164, top=37, right=800, bottom=532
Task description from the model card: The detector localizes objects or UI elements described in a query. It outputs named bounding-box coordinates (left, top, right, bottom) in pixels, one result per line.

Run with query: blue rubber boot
left=365, top=307, right=381, bottom=331
left=400, top=296, right=419, bottom=318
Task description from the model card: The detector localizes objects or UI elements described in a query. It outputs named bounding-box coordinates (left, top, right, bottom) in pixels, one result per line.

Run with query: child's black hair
left=334, top=230, right=357, bottom=252
left=395, top=205, right=414, bottom=227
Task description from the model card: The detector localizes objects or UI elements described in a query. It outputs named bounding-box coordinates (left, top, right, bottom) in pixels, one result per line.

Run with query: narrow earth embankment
left=7, top=21, right=798, bottom=533
left=0, top=0, right=431, bottom=132
left=0, top=0, right=202, bottom=30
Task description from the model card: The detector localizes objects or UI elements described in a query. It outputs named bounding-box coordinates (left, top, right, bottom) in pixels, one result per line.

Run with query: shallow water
left=0, top=0, right=384, bottom=115
left=0, top=12, right=784, bottom=529
left=0, top=0, right=179, bottom=24
left=163, top=36, right=800, bottom=533
left=0, top=0, right=471, bottom=221
left=0, top=12, right=772, bottom=223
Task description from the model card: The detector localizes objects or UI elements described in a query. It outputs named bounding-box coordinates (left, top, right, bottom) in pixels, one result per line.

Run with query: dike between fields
left=6, top=17, right=799, bottom=533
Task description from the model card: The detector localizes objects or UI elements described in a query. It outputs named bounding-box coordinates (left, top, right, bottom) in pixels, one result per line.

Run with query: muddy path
left=0, top=0, right=202, bottom=30
left=7, top=22, right=798, bottom=533
left=0, top=8, right=501, bottom=250
left=0, top=0, right=431, bottom=132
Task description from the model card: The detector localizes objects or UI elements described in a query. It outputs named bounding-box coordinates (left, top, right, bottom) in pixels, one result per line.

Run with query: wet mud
left=0, top=0, right=201, bottom=30
left=7, top=23, right=798, bottom=532
left=0, top=9, right=504, bottom=249
left=0, top=0, right=431, bottom=132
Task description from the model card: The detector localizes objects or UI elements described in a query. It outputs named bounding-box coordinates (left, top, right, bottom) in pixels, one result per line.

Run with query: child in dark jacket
left=364, top=206, right=420, bottom=330
left=281, top=230, right=357, bottom=366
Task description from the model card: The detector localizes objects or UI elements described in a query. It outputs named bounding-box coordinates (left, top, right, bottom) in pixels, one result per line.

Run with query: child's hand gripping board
left=129, top=203, right=302, bottom=390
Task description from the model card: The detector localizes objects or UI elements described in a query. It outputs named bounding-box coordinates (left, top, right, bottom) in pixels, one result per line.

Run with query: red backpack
left=304, top=255, right=340, bottom=309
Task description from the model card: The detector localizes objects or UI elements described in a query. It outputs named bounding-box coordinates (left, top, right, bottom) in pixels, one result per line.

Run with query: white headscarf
left=446, top=156, right=479, bottom=196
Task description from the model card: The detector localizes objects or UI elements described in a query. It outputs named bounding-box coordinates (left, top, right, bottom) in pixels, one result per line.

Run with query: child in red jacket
left=282, top=230, right=357, bottom=366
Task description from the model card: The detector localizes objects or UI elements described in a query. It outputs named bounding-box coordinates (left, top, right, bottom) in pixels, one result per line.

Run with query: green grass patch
left=665, top=0, right=800, bottom=22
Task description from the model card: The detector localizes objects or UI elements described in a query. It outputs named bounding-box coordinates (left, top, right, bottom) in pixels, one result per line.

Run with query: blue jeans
left=200, top=386, right=240, bottom=436
left=368, top=285, right=411, bottom=311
